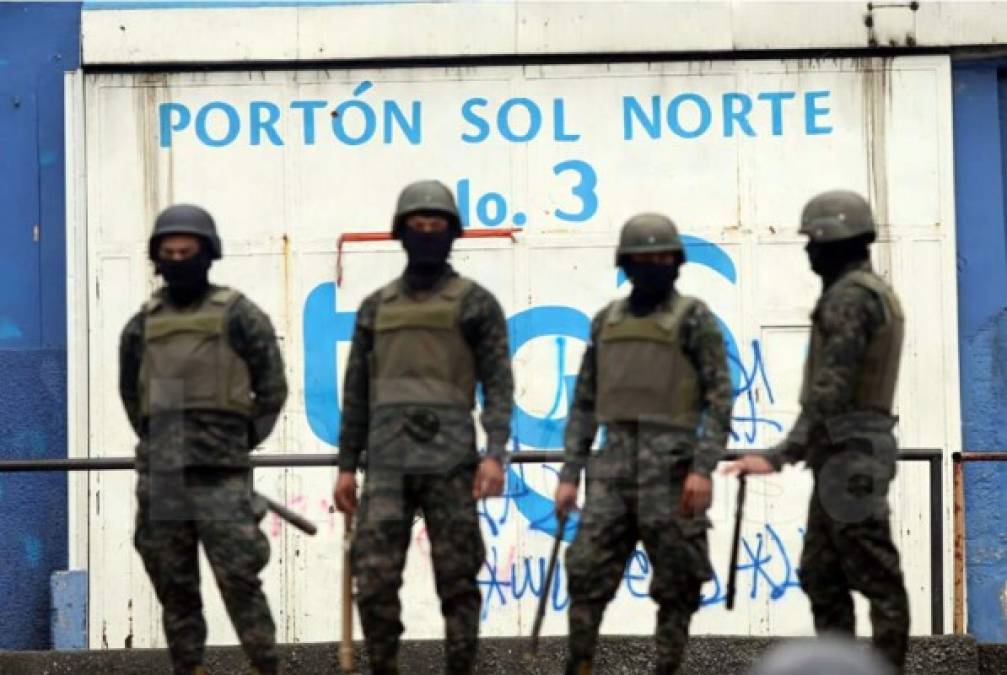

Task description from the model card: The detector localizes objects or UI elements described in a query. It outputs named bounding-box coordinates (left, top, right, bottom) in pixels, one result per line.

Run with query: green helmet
left=392, top=180, right=462, bottom=238
left=799, top=190, right=876, bottom=244
left=615, top=213, right=685, bottom=265
left=149, top=204, right=222, bottom=260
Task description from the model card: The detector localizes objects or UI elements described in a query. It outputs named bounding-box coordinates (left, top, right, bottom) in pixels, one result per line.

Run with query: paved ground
left=0, top=635, right=996, bottom=674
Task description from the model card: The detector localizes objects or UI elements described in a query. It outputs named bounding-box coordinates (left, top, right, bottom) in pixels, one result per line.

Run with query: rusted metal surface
left=954, top=455, right=966, bottom=634
left=336, top=228, right=519, bottom=285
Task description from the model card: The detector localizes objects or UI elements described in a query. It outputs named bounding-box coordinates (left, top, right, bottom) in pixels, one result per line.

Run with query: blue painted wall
left=954, top=62, right=1007, bottom=642
left=0, top=2, right=80, bottom=650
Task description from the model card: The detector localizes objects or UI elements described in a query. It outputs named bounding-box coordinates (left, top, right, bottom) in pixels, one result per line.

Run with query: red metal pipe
left=336, top=228, right=519, bottom=285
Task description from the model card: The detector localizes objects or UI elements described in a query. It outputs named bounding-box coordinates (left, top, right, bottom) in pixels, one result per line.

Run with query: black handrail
left=0, top=448, right=946, bottom=634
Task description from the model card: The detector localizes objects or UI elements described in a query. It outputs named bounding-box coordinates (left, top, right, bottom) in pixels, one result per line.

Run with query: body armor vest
left=139, top=287, right=253, bottom=417
left=371, top=276, right=476, bottom=409
left=596, top=294, right=702, bottom=428
left=800, top=269, right=904, bottom=413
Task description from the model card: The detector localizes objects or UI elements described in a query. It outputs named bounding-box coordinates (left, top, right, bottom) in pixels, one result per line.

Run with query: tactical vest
left=138, top=287, right=253, bottom=417
left=800, top=269, right=904, bottom=413
left=595, top=294, right=702, bottom=428
left=371, top=276, right=476, bottom=409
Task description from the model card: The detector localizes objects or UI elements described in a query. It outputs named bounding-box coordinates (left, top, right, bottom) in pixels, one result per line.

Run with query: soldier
left=724, top=191, right=909, bottom=671
left=332, top=180, right=513, bottom=675
left=554, top=214, right=733, bottom=675
left=119, top=204, right=288, bottom=675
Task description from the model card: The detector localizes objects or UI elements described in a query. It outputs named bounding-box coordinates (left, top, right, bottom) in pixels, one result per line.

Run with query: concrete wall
left=0, top=2, right=81, bottom=649
left=954, top=61, right=1007, bottom=642
left=78, top=57, right=960, bottom=648
left=3, top=0, right=1007, bottom=652
left=80, top=1, right=1007, bottom=65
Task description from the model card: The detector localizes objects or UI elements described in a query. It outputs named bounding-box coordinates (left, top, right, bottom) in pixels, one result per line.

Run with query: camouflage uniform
left=120, top=285, right=288, bottom=675
left=559, top=292, right=733, bottom=673
left=770, top=259, right=909, bottom=671
left=339, top=266, right=513, bottom=675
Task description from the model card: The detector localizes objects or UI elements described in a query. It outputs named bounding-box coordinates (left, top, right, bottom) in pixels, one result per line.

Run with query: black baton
left=530, top=512, right=568, bottom=654
left=725, top=475, right=746, bottom=610
left=261, top=494, right=318, bottom=536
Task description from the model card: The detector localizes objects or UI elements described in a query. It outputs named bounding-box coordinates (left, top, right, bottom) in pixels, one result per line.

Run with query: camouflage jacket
left=559, top=291, right=733, bottom=485
left=772, top=260, right=896, bottom=469
left=119, top=284, right=288, bottom=472
left=338, top=266, right=513, bottom=473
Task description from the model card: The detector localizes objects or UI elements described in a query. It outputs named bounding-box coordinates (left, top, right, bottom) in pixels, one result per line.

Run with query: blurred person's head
left=748, top=636, right=894, bottom=675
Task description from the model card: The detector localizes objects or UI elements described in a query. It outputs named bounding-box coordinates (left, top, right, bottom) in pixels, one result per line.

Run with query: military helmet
left=149, top=204, right=222, bottom=260
left=615, top=213, right=685, bottom=265
left=799, top=190, right=876, bottom=244
left=392, top=180, right=462, bottom=238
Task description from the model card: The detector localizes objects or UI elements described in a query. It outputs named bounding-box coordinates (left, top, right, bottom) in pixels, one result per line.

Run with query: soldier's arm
left=461, top=286, right=514, bottom=464
left=772, top=285, right=882, bottom=468
left=228, top=296, right=289, bottom=447
left=771, top=413, right=814, bottom=468
left=802, top=285, right=882, bottom=421
left=337, top=294, right=379, bottom=472
left=683, top=302, right=733, bottom=477
left=558, top=312, right=604, bottom=487
left=118, top=311, right=146, bottom=437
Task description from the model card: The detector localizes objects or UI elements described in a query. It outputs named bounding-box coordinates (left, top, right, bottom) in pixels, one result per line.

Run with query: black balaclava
left=806, top=236, right=871, bottom=287
left=623, top=256, right=681, bottom=316
left=155, top=247, right=212, bottom=306
left=400, top=224, right=456, bottom=290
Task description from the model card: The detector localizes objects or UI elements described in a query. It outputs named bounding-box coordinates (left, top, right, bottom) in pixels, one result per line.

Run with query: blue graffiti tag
left=477, top=523, right=804, bottom=619
left=478, top=544, right=573, bottom=620
left=729, top=339, right=783, bottom=444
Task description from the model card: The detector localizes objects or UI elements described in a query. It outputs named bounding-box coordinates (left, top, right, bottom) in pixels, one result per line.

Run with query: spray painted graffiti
left=294, top=234, right=796, bottom=619
left=265, top=482, right=805, bottom=619
left=475, top=524, right=804, bottom=620
left=303, top=234, right=783, bottom=450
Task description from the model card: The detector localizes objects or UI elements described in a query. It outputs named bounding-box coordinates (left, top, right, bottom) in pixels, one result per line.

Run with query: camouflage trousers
left=134, top=469, right=278, bottom=675
left=565, top=455, right=711, bottom=673
left=799, top=472, right=910, bottom=672
left=351, top=464, right=485, bottom=675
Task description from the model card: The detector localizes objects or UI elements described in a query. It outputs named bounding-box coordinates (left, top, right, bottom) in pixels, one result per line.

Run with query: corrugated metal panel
left=79, top=56, right=959, bottom=646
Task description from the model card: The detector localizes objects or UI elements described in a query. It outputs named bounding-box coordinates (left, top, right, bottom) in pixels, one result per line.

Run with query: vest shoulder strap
left=208, top=286, right=240, bottom=307
left=656, top=295, right=698, bottom=332
left=604, top=296, right=697, bottom=330
left=379, top=276, right=473, bottom=304
left=380, top=279, right=401, bottom=302
left=843, top=270, right=904, bottom=321
left=439, top=276, right=474, bottom=301
left=604, top=299, right=628, bottom=325
left=144, top=291, right=165, bottom=314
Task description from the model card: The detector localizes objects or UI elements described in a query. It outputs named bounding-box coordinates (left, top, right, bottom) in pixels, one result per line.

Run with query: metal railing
left=0, top=448, right=946, bottom=635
